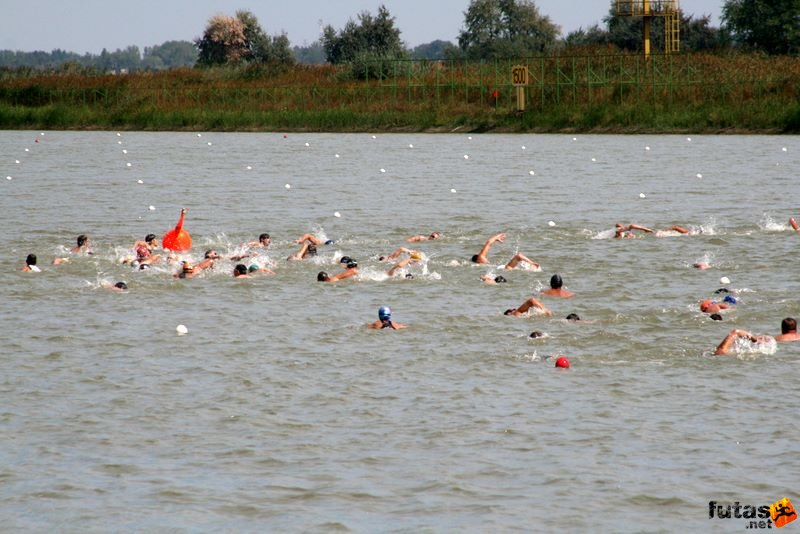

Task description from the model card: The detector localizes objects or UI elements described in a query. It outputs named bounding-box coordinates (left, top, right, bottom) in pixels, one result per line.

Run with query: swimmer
left=614, top=223, right=654, bottom=239
left=790, top=218, right=799, bottom=234
left=529, top=330, right=545, bottom=339
left=471, top=232, right=505, bottom=264
left=565, top=313, right=581, bottom=322
left=317, top=260, right=359, bottom=282
left=294, top=233, right=323, bottom=246
left=101, top=281, right=128, bottom=292
left=21, top=254, right=41, bottom=272
left=287, top=242, right=317, bottom=261
left=193, top=249, right=221, bottom=272
left=387, top=256, right=420, bottom=277
left=693, top=262, right=711, bottom=270
left=503, top=252, right=540, bottom=270
left=123, top=233, right=161, bottom=266
left=406, top=231, right=440, bottom=243
left=542, top=274, right=574, bottom=298
left=246, top=233, right=271, bottom=248
left=714, top=328, right=770, bottom=355
left=174, top=261, right=196, bottom=279
left=233, top=264, right=251, bottom=278
left=480, top=274, right=507, bottom=284
left=776, top=317, right=800, bottom=342
left=503, top=296, right=552, bottom=317
left=71, top=234, right=92, bottom=254
left=700, top=299, right=730, bottom=314
left=367, top=306, right=407, bottom=329
left=248, top=263, right=275, bottom=275
left=656, top=225, right=691, bottom=235
left=55, top=234, right=93, bottom=264
left=380, top=247, right=421, bottom=262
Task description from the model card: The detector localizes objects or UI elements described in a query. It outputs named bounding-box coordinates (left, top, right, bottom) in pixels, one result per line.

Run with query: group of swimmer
left=20, top=215, right=800, bottom=360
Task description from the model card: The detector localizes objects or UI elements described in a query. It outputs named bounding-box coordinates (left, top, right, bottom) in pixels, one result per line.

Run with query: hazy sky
left=2, top=0, right=723, bottom=54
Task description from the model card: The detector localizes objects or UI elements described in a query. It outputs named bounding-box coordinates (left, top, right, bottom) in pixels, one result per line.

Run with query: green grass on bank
left=1, top=53, right=798, bottom=133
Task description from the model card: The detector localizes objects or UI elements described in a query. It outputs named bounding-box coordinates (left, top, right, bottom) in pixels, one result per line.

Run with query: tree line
left=1, top=0, right=797, bottom=74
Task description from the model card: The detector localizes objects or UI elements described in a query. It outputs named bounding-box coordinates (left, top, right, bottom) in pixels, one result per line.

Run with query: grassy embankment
left=0, top=52, right=798, bottom=133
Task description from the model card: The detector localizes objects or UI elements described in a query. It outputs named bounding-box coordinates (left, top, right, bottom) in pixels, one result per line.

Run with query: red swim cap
left=555, top=356, right=570, bottom=368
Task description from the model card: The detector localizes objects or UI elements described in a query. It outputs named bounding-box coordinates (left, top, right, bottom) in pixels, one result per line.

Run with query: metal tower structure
left=615, top=1, right=680, bottom=58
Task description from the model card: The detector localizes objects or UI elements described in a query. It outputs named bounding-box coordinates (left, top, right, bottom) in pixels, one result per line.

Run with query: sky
left=1, top=0, right=724, bottom=54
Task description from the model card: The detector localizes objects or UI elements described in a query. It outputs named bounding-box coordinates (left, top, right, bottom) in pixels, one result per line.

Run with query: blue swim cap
left=723, top=295, right=738, bottom=305
left=378, top=306, right=391, bottom=320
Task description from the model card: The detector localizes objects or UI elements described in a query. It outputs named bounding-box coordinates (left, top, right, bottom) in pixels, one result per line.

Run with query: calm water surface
left=1, top=131, right=799, bottom=532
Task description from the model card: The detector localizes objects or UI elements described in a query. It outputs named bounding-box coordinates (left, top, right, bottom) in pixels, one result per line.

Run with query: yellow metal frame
left=615, top=0, right=680, bottom=57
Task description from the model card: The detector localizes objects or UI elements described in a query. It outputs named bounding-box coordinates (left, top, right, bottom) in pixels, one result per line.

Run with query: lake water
left=1, top=131, right=798, bottom=532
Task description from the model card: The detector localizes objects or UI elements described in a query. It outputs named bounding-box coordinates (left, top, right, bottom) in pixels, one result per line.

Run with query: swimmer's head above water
left=550, top=274, right=563, bottom=289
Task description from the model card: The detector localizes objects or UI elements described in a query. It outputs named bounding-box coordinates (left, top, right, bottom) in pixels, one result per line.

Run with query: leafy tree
left=196, top=11, right=294, bottom=67
left=410, top=40, right=460, bottom=59
left=293, top=41, right=327, bottom=64
left=457, top=0, right=560, bottom=59
left=564, top=2, right=724, bottom=53
left=143, top=41, right=197, bottom=69
left=722, top=0, right=800, bottom=54
left=195, top=14, right=247, bottom=66
left=321, top=5, right=405, bottom=64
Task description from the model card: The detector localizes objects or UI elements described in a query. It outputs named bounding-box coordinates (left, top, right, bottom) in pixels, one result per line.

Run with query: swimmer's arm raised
left=714, top=328, right=757, bottom=355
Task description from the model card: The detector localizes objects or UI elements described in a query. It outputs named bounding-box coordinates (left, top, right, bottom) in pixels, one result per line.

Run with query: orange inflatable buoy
left=162, top=208, right=192, bottom=251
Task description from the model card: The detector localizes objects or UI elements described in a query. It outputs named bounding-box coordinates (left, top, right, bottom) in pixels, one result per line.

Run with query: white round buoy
left=687, top=137, right=692, bottom=141
left=116, top=133, right=121, bottom=137
left=521, top=145, right=526, bottom=150
left=285, top=183, right=291, bottom=189
left=24, top=148, right=29, bottom=152
left=572, top=137, right=577, bottom=141
left=463, top=155, right=469, bottom=159
left=207, top=142, right=212, bottom=146
left=137, top=179, right=143, bottom=184
left=15, top=160, right=20, bottom=164
left=304, top=142, right=310, bottom=147
left=548, top=221, right=556, bottom=227
left=176, top=324, right=188, bottom=335
left=696, top=173, right=703, bottom=178
left=639, top=193, right=646, bottom=198
left=371, top=135, right=377, bottom=139
left=246, top=165, right=252, bottom=170
left=6, top=176, right=12, bottom=180
left=720, top=276, right=731, bottom=285
left=450, top=188, right=457, bottom=193
left=334, top=211, right=341, bottom=218
left=197, top=133, right=202, bottom=137
left=468, top=136, right=472, bottom=140
left=117, top=141, right=122, bottom=145
left=380, top=168, right=386, bottom=173
left=126, top=162, right=132, bottom=167
left=122, top=149, right=127, bottom=154
left=528, top=170, right=535, bottom=176
left=149, top=205, right=155, bottom=211
left=408, top=144, right=414, bottom=148
left=645, top=146, right=651, bottom=151
left=782, top=147, right=788, bottom=152
left=334, top=154, right=340, bottom=158
left=591, top=157, right=596, bottom=162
